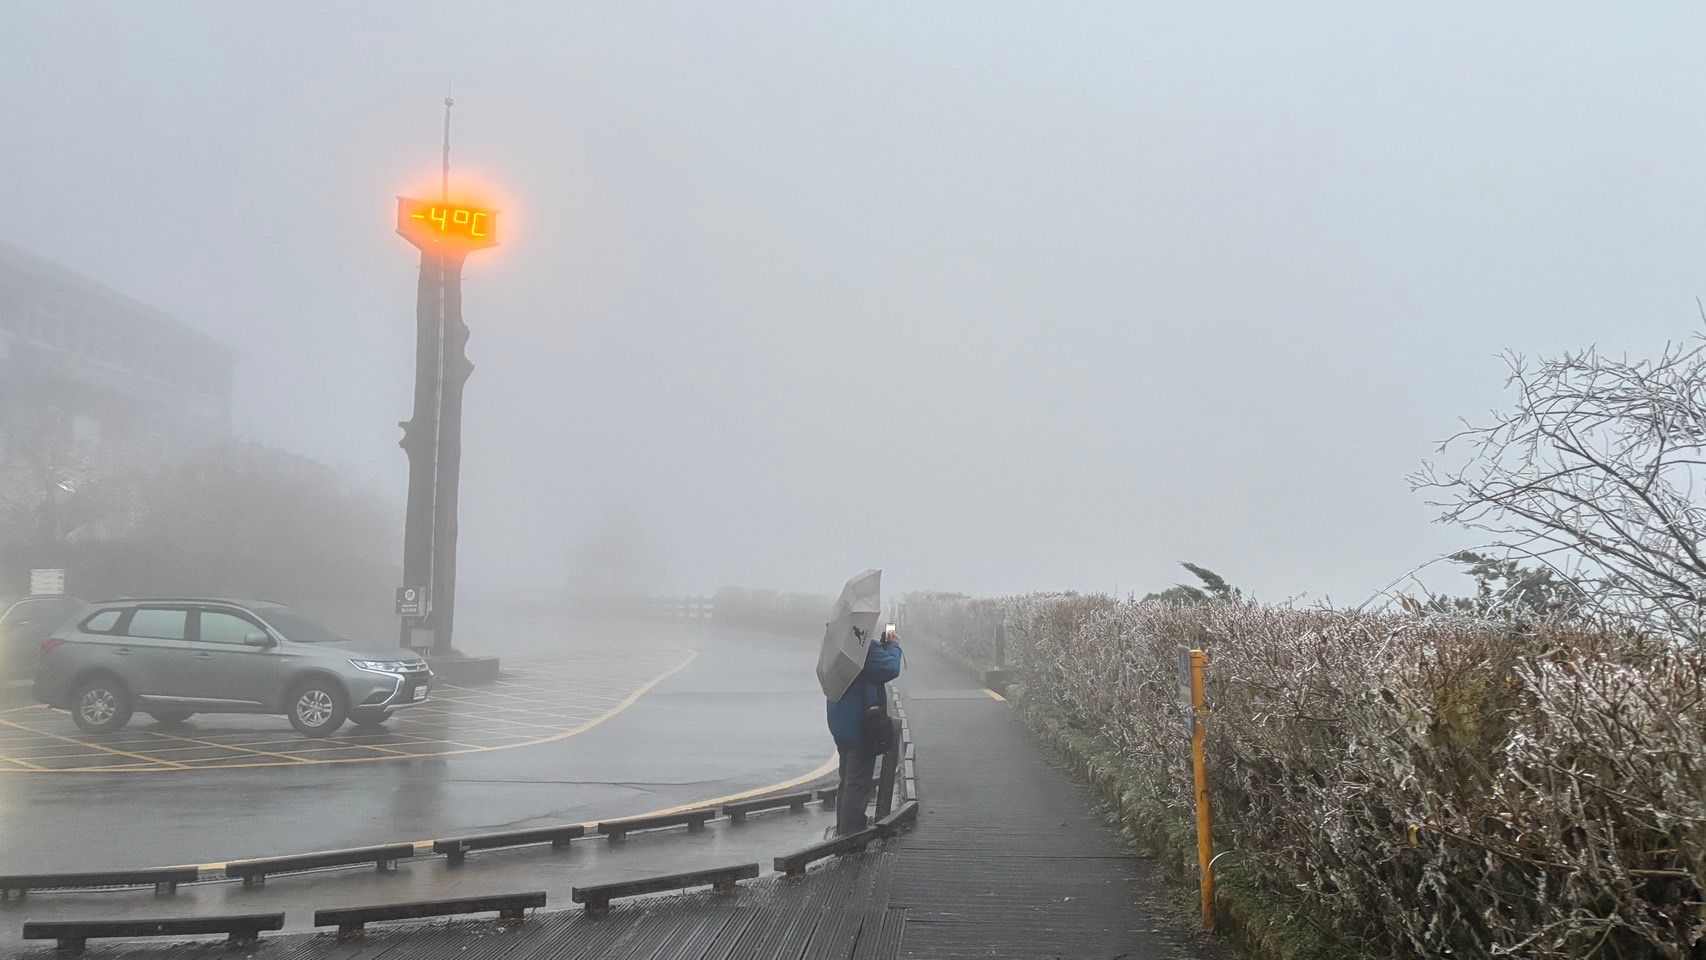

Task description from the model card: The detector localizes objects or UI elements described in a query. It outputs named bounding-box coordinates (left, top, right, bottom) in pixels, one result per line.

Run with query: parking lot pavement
left=0, top=623, right=833, bottom=872
left=0, top=680, right=29, bottom=711
left=0, top=648, right=692, bottom=773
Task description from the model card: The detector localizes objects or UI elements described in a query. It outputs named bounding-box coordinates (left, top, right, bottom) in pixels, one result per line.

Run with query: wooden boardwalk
left=13, top=852, right=900, bottom=960
left=891, top=651, right=1224, bottom=959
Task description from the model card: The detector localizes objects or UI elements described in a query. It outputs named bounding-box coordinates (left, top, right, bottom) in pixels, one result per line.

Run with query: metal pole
left=426, top=93, right=452, bottom=643
left=1189, top=648, right=1215, bottom=931
left=441, top=94, right=453, bottom=202
left=41, top=479, right=56, bottom=545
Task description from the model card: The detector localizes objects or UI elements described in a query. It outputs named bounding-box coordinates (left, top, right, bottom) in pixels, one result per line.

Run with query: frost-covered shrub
left=905, top=594, right=1706, bottom=959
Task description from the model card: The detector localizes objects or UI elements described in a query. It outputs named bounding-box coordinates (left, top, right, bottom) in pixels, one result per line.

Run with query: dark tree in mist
left=1142, top=562, right=1240, bottom=604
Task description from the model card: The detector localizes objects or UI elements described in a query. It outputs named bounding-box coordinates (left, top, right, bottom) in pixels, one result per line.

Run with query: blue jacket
left=827, top=639, right=902, bottom=746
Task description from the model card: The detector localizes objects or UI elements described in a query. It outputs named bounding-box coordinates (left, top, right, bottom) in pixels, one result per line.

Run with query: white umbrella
left=817, top=568, right=882, bottom=700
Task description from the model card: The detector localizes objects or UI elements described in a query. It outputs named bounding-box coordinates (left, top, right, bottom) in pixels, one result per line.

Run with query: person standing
left=826, top=625, right=903, bottom=835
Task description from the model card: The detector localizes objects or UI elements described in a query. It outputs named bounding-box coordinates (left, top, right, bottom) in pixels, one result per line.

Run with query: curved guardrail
left=722, top=790, right=813, bottom=823
left=0, top=867, right=200, bottom=899
left=432, top=824, right=585, bottom=864
left=224, top=843, right=415, bottom=886
left=596, top=807, right=717, bottom=842
left=22, top=913, right=284, bottom=954
left=771, top=825, right=880, bottom=878
left=571, top=863, right=759, bottom=916
left=876, top=799, right=919, bottom=838
left=314, top=891, right=546, bottom=939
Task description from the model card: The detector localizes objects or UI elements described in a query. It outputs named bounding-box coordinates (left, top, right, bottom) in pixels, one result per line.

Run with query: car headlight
left=350, top=659, right=412, bottom=672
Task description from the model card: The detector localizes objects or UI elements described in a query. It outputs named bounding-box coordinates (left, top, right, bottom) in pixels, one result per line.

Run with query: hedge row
left=903, top=592, right=1706, bottom=959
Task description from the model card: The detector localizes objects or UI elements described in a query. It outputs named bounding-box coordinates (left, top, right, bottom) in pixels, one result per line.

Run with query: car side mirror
left=242, top=631, right=275, bottom=648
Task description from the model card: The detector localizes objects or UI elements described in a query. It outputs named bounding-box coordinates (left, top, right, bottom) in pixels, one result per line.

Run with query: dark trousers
left=836, top=718, right=903, bottom=835
left=835, top=738, right=877, bottom=835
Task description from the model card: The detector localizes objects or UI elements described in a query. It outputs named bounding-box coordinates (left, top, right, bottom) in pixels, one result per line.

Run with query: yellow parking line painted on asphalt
left=208, top=740, right=319, bottom=750
left=0, top=647, right=700, bottom=774
left=550, top=651, right=698, bottom=738
left=30, top=764, right=159, bottom=773
left=14, top=748, right=176, bottom=762
left=984, top=688, right=1007, bottom=702
left=139, top=731, right=316, bottom=763
left=318, top=740, right=419, bottom=758
left=266, top=742, right=449, bottom=757
left=409, top=714, right=565, bottom=733
left=0, top=717, right=190, bottom=769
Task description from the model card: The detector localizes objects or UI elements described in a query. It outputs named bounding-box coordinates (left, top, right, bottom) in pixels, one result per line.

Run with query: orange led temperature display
left=396, top=197, right=499, bottom=251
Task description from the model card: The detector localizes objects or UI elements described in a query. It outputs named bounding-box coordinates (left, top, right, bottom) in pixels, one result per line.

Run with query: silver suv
left=34, top=599, right=432, bottom=737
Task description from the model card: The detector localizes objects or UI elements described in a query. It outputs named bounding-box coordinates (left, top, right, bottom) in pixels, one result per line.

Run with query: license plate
left=412, top=686, right=428, bottom=702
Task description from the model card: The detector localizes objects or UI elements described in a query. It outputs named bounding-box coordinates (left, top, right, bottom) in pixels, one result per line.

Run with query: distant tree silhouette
left=1142, top=562, right=1241, bottom=604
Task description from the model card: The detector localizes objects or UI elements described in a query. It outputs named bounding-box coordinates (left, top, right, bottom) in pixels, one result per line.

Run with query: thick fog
left=5, top=3, right=1704, bottom=605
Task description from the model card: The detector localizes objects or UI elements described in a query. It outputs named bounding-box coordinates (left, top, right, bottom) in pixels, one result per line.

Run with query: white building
left=0, top=240, right=234, bottom=462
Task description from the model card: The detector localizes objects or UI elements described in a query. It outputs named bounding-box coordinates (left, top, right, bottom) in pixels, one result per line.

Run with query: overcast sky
left=5, top=3, right=1705, bottom=604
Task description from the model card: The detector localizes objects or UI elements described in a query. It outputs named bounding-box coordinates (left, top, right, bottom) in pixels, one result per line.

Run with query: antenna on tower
left=441, top=85, right=454, bottom=202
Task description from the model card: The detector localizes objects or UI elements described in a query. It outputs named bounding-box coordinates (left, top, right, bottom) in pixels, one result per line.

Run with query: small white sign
left=30, top=568, right=66, bottom=596
left=1178, top=646, right=1195, bottom=736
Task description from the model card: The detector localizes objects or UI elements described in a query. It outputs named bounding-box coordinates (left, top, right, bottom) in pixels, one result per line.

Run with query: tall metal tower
left=394, top=96, right=498, bottom=656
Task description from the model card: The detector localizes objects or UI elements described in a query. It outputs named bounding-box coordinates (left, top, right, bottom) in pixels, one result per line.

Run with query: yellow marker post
left=1179, top=646, right=1214, bottom=931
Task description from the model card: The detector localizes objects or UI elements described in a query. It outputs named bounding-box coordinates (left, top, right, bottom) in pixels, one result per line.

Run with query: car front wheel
left=71, top=677, right=133, bottom=734
left=287, top=680, right=347, bottom=737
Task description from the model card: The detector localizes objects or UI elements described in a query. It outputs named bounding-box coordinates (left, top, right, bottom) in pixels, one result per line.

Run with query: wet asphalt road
left=0, top=620, right=831, bottom=872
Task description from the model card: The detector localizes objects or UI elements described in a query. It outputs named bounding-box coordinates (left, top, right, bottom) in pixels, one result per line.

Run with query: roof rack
left=93, top=598, right=290, bottom=607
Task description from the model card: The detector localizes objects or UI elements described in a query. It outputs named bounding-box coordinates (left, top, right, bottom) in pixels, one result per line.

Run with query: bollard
left=1179, top=646, right=1215, bottom=932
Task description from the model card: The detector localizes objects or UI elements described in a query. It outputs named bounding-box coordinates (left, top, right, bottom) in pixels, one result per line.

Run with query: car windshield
left=258, top=610, right=344, bottom=644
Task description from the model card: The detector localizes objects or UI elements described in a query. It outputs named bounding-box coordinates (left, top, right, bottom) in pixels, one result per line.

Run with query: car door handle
left=192, top=652, right=214, bottom=660
left=113, top=648, right=132, bottom=656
